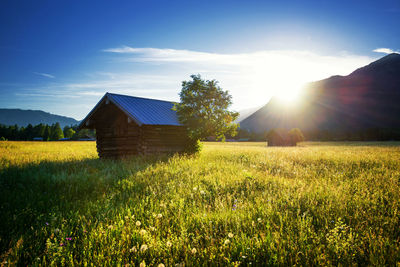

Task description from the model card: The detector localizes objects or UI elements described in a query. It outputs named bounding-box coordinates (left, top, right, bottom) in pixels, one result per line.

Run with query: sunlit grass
left=1, top=141, right=399, bottom=265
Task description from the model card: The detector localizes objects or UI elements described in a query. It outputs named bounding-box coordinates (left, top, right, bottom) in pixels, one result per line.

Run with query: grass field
left=1, top=141, right=400, bottom=266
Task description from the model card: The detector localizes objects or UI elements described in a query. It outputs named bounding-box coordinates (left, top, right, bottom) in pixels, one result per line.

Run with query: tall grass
left=1, top=141, right=399, bottom=265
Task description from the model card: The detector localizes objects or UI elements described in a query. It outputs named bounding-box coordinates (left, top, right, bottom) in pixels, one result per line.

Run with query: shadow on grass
left=0, top=155, right=170, bottom=263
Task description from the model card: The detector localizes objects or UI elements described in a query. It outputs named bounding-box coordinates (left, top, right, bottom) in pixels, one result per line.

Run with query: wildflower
left=193, top=187, right=198, bottom=191
left=140, top=229, right=147, bottom=235
left=125, top=216, right=129, bottom=220
left=224, top=239, right=231, bottom=245
left=59, top=243, right=65, bottom=246
left=242, top=255, right=247, bottom=259
left=228, top=233, right=234, bottom=238
left=191, top=248, right=197, bottom=254
left=257, top=218, right=262, bottom=222
left=158, top=264, right=165, bottom=267
left=66, top=237, right=72, bottom=241
left=136, top=221, right=141, bottom=227
left=166, top=241, right=172, bottom=247
left=140, top=244, right=148, bottom=252
left=157, top=213, right=162, bottom=219
left=232, top=204, right=237, bottom=211
left=200, top=190, right=205, bottom=195
left=45, top=222, right=49, bottom=226
left=83, top=230, right=87, bottom=233
left=130, top=246, right=137, bottom=253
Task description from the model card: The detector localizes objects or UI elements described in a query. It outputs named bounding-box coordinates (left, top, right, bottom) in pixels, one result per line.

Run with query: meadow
left=0, top=141, right=399, bottom=266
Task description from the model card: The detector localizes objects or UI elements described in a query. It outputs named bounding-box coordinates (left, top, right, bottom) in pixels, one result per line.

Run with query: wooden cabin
left=266, top=128, right=296, bottom=146
left=79, top=93, right=189, bottom=158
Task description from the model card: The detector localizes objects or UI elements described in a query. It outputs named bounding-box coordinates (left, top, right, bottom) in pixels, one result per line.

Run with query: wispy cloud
left=373, top=48, right=399, bottom=54
left=33, top=72, right=55, bottom=78
left=16, top=47, right=376, bottom=119
left=103, top=46, right=374, bottom=106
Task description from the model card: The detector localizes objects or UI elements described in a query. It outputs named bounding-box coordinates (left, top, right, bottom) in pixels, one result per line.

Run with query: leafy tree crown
left=174, top=74, right=239, bottom=141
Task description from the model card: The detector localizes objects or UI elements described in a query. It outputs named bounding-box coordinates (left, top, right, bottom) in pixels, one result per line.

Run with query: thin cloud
left=373, top=48, right=399, bottom=54
left=33, top=72, right=55, bottom=78
left=101, top=46, right=375, bottom=111
left=19, top=47, right=376, bottom=119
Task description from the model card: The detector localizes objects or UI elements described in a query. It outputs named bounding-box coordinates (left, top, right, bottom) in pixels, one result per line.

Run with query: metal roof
left=79, top=92, right=182, bottom=128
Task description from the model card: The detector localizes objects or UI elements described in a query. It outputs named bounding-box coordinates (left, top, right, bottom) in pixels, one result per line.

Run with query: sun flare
left=271, top=79, right=305, bottom=104
left=274, top=87, right=302, bottom=103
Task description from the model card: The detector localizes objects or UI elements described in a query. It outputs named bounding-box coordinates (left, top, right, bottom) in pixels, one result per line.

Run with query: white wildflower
left=136, top=221, right=141, bottom=227
left=139, top=229, right=147, bottom=235
left=140, top=244, right=148, bottom=252
left=228, top=233, right=234, bottom=238
left=191, top=247, right=197, bottom=254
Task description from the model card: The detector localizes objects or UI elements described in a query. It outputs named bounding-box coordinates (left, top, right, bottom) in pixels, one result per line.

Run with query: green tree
left=25, top=124, right=34, bottom=140
left=33, top=123, right=46, bottom=138
left=43, top=125, right=51, bottom=141
left=288, top=128, right=305, bottom=144
left=50, top=123, right=64, bottom=140
left=64, top=127, right=76, bottom=139
left=174, top=74, right=239, bottom=149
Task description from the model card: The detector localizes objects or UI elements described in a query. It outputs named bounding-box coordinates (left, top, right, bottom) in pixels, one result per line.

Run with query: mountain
left=240, top=53, right=400, bottom=134
left=236, top=106, right=261, bottom=123
left=0, top=109, right=79, bottom=127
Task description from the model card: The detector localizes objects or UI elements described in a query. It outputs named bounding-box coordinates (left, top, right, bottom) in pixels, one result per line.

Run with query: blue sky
left=1, top=0, right=399, bottom=120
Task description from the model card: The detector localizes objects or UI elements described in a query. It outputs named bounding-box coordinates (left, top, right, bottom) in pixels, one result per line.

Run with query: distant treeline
left=0, top=123, right=95, bottom=141
left=235, top=128, right=400, bottom=141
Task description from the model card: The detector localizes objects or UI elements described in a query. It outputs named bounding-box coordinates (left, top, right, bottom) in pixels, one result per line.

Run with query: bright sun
left=273, top=81, right=304, bottom=104
left=274, top=87, right=302, bottom=103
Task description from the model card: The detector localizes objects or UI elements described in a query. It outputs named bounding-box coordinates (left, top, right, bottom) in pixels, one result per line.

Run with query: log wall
left=91, top=102, right=188, bottom=158
left=140, top=125, right=189, bottom=155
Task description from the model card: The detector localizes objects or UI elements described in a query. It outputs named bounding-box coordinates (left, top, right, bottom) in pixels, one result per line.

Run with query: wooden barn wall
left=89, top=102, right=188, bottom=158
left=91, top=103, right=139, bottom=158
left=140, top=125, right=189, bottom=154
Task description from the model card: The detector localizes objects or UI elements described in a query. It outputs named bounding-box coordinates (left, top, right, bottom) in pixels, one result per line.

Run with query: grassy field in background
left=1, top=141, right=399, bottom=266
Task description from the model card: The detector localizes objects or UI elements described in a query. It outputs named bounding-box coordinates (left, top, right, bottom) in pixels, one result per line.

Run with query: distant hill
left=0, top=109, right=79, bottom=127
left=236, top=106, right=261, bottom=123
left=240, top=53, right=400, bottom=134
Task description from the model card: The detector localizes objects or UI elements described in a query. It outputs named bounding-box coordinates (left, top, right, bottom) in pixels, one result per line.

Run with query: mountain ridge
left=0, top=108, right=79, bottom=127
left=240, top=53, right=400, bottom=134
